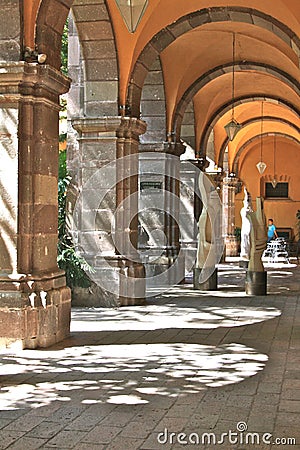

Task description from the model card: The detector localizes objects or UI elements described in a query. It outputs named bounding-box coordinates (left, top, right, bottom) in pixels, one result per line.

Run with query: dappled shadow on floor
left=70, top=302, right=281, bottom=331
left=0, top=295, right=281, bottom=411
left=1, top=261, right=296, bottom=414
left=0, top=342, right=267, bottom=410
left=183, top=262, right=300, bottom=296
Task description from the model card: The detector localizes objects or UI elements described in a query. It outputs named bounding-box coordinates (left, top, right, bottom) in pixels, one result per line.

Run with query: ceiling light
left=115, top=0, right=148, bottom=32
left=256, top=161, right=267, bottom=175
left=224, top=119, right=242, bottom=141
left=256, top=102, right=266, bottom=175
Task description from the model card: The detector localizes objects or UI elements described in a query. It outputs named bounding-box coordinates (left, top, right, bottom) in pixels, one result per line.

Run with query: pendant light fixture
left=224, top=32, right=242, bottom=141
left=256, top=102, right=267, bottom=175
left=115, top=0, right=148, bottom=33
left=271, top=134, right=278, bottom=188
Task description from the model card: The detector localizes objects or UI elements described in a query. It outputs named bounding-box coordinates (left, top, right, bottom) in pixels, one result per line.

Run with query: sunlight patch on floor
left=70, top=305, right=281, bottom=332
left=0, top=342, right=268, bottom=409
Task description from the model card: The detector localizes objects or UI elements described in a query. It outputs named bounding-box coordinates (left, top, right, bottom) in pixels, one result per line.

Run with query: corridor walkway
left=0, top=264, right=300, bottom=449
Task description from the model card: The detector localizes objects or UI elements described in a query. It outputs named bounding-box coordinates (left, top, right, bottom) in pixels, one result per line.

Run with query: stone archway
left=35, top=0, right=72, bottom=69
left=172, top=63, right=300, bottom=154
left=1, top=1, right=299, bottom=347
left=232, top=132, right=300, bottom=175
left=218, top=116, right=300, bottom=168
left=69, top=2, right=119, bottom=117
left=0, top=0, right=148, bottom=348
left=127, top=6, right=300, bottom=118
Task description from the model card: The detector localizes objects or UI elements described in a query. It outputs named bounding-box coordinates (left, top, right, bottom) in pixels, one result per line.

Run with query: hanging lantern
left=271, top=178, right=278, bottom=188
left=224, top=118, right=242, bottom=141
left=256, top=102, right=267, bottom=174
left=256, top=161, right=267, bottom=175
left=115, top=0, right=148, bottom=32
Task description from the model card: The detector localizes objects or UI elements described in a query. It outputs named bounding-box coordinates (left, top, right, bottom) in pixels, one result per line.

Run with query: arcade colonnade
left=0, top=0, right=299, bottom=348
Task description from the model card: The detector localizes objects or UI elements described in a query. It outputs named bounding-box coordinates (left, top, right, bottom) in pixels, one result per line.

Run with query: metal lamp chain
left=232, top=32, right=236, bottom=121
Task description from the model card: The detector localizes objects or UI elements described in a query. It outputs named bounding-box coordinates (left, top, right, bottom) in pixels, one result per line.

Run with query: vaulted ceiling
left=24, top=0, right=300, bottom=172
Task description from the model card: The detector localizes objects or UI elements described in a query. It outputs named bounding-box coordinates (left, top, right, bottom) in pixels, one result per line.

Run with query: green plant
left=234, top=226, right=241, bottom=241
left=57, top=150, right=93, bottom=288
left=61, top=18, right=68, bottom=76
left=58, top=21, right=94, bottom=288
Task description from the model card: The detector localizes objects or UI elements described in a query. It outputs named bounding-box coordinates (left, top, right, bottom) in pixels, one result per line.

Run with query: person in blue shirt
left=267, top=218, right=278, bottom=242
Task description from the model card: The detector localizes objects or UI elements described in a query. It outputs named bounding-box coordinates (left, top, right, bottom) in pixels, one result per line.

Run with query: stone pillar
left=0, top=62, right=71, bottom=349
left=222, top=176, right=241, bottom=257
left=138, top=142, right=185, bottom=289
left=164, top=142, right=184, bottom=282
left=71, top=117, right=146, bottom=306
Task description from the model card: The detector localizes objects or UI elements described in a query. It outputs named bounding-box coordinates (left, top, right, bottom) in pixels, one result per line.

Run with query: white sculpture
left=240, top=187, right=252, bottom=261
left=196, top=172, right=219, bottom=269
left=247, top=197, right=267, bottom=272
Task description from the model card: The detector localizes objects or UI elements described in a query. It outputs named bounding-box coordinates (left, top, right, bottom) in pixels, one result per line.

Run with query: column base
left=80, top=256, right=146, bottom=307
left=139, top=247, right=185, bottom=290
left=0, top=272, right=71, bottom=349
left=193, top=267, right=218, bottom=290
left=245, top=271, right=267, bottom=295
left=239, top=259, right=249, bottom=268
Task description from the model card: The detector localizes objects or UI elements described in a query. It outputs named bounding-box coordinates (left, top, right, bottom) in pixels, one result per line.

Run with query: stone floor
left=0, top=262, right=300, bottom=449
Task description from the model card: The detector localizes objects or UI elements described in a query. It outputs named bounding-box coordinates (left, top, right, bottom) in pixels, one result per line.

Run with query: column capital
left=139, top=143, right=165, bottom=153
left=0, top=62, right=70, bottom=105
left=222, top=176, right=242, bottom=193
left=190, top=157, right=210, bottom=171
left=72, top=116, right=146, bottom=139
left=139, top=141, right=185, bottom=157
left=164, top=141, right=186, bottom=157
left=118, top=116, right=147, bottom=139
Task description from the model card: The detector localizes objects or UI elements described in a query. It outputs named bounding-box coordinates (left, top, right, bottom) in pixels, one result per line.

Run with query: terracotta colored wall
left=24, top=0, right=41, bottom=48
left=235, top=138, right=300, bottom=239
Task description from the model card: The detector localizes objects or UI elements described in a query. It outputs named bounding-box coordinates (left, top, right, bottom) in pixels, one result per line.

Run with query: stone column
left=0, top=62, right=71, bottom=349
left=222, top=175, right=241, bottom=257
left=71, top=116, right=146, bottom=306
left=164, top=142, right=185, bottom=284
left=138, top=142, right=185, bottom=289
